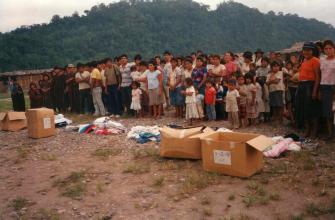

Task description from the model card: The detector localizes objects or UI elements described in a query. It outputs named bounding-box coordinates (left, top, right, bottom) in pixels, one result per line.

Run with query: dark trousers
left=79, top=88, right=93, bottom=114
left=107, top=85, right=121, bottom=115
left=295, top=81, right=321, bottom=128
left=120, top=86, right=132, bottom=114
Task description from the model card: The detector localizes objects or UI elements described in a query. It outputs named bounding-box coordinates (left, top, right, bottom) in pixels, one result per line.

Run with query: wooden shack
left=0, top=69, right=52, bottom=91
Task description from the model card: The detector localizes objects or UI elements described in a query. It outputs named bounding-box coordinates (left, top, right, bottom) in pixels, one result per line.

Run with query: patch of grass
left=228, top=193, right=235, bottom=201
left=132, top=147, right=159, bottom=160
left=9, top=197, right=30, bottom=212
left=16, top=146, right=30, bottom=159
left=292, top=151, right=316, bottom=171
left=53, top=171, right=87, bottom=200
left=92, top=148, right=122, bottom=160
left=243, top=182, right=280, bottom=207
left=41, top=154, right=57, bottom=161
left=290, top=214, right=304, bottom=220
left=158, top=160, right=180, bottom=171
left=305, top=198, right=335, bottom=217
left=151, top=176, right=164, bottom=187
left=203, top=207, right=212, bottom=216
left=134, top=201, right=158, bottom=211
left=123, top=163, right=150, bottom=174
left=179, top=171, right=220, bottom=194
left=62, top=183, right=86, bottom=200
left=96, top=183, right=104, bottom=193
left=32, top=208, right=60, bottom=220
left=200, top=196, right=211, bottom=205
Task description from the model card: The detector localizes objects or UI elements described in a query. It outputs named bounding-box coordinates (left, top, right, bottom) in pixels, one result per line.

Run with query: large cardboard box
left=26, top=108, right=55, bottom=138
left=0, top=112, right=27, bottom=131
left=160, top=126, right=215, bottom=159
left=201, top=132, right=274, bottom=177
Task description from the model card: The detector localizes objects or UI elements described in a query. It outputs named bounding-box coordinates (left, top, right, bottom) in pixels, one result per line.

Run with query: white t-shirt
left=226, top=89, right=240, bottom=112
left=266, top=71, right=285, bottom=92
left=131, top=71, right=141, bottom=81
left=320, top=57, right=335, bottom=85
left=185, top=86, right=196, bottom=104
left=75, top=71, right=91, bottom=90
left=168, top=67, right=182, bottom=88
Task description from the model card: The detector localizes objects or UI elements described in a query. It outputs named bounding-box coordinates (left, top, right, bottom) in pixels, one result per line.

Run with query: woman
left=146, top=60, right=163, bottom=119
left=320, top=40, right=335, bottom=140
left=9, top=77, right=25, bottom=111
left=224, top=52, right=238, bottom=80
left=240, top=51, right=253, bottom=75
left=295, top=42, right=321, bottom=139
left=191, top=57, right=207, bottom=95
left=28, top=82, right=43, bottom=108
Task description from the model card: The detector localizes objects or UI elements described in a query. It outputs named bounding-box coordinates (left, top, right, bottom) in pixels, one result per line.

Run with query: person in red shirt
left=205, top=80, right=216, bottom=120
left=295, top=42, right=321, bottom=139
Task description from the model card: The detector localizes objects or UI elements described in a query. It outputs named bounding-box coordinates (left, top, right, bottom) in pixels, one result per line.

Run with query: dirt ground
left=0, top=112, right=335, bottom=220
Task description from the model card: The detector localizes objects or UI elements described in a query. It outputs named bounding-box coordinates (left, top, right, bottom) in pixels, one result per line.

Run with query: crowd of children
left=8, top=40, right=335, bottom=140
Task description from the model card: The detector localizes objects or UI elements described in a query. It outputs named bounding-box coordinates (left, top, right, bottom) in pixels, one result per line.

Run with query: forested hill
left=1, top=0, right=335, bottom=72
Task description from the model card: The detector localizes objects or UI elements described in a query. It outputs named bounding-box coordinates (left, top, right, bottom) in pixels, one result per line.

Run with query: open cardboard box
left=26, top=108, right=55, bottom=139
left=160, top=126, right=215, bottom=159
left=201, top=132, right=274, bottom=177
left=0, top=112, right=27, bottom=131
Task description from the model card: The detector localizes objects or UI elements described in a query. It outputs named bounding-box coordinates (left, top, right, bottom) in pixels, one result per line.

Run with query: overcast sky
left=0, top=0, right=334, bottom=33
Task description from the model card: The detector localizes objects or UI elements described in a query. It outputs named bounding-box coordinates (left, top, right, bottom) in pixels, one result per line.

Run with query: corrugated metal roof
left=0, top=69, right=53, bottom=76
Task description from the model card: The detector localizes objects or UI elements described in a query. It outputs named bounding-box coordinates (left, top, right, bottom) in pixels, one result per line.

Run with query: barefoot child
left=205, top=80, right=216, bottom=120
left=182, top=78, right=199, bottom=125
left=245, top=72, right=257, bottom=125
left=236, top=74, right=247, bottom=127
left=226, top=79, right=240, bottom=129
left=130, top=81, right=142, bottom=117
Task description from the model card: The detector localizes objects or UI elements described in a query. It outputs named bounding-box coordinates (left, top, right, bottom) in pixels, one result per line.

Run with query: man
left=119, top=54, right=133, bottom=115
left=75, top=63, right=92, bottom=114
left=90, top=61, right=106, bottom=116
left=104, top=58, right=122, bottom=117
left=65, top=64, right=80, bottom=113
left=53, top=66, right=66, bottom=113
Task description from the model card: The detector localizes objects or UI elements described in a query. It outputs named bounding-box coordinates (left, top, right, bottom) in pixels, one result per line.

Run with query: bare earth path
left=0, top=114, right=334, bottom=220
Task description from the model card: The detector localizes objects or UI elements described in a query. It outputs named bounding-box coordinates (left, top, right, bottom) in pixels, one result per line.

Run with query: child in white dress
left=226, top=79, right=240, bottom=129
left=183, top=78, right=199, bottom=125
left=130, top=81, right=142, bottom=117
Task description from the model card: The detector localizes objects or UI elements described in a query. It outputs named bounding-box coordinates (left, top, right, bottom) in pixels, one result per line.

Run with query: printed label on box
left=43, top=118, right=51, bottom=129
left=213, top=150, right=231, bottom=165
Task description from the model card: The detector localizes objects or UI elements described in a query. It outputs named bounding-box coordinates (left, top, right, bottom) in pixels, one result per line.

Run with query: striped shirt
left=120, top=63, right=133, bottom=87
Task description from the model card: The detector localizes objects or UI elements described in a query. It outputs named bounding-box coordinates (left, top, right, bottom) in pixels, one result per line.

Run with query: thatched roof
left=0, top=69, right=53, bottom=77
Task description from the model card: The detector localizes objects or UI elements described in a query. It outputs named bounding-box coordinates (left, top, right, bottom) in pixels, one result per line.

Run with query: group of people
left=8, top=40, right=335, bottom=140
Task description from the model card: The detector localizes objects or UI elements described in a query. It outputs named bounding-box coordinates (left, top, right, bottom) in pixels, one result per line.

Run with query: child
left=236, top=74, right=247, bottom=127
left=226, top=79, right=240, bottom=129
left=130, top=65, right=141, bottom=81
left=195, top=89, right=205, bottom=120
left=266, top=61, right=285, bottom=123
left=288, top=63, right=300, bottom=125
left=215, top=80, right=225, bottom=120
left=256, top=57, right=270, bottom=80
left=183, top=78, right=199, bottom=125
left=255, top=77, right=265, bottom=122
left=130, top=81, right=142, bottom=117
left=245, top=73, right=257, bottom=125
left=205, top=80, right=216, bottom=120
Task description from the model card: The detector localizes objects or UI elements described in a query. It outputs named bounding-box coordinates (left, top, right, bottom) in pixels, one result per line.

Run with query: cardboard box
left=26, top=108, right=55, bottom=138
left=201, top=132, right=274, bottom=177
left=0, top=112, right=27, bottom=131
left=160, top=126, right=215, bottom=159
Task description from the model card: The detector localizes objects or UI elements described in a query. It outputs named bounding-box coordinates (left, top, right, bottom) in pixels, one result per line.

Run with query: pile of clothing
left=127, top=126, right=160, bottom=144
left=263, top=136, right=301, bottom=158
left=55, top=114, right=72, bottom=128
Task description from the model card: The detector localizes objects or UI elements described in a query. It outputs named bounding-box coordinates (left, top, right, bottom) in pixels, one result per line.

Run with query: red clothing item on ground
left=205, top=87, right=216, bottom=105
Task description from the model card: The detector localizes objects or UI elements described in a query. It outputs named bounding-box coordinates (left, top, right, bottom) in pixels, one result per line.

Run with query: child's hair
left=228, top=79, right=237, bottom=86
left=185, top=77, right=193, bottom=86
left=244, top=72, right=255, bottom=83
left=236, top=73, right=244, bottom=80
left=261, top=57, right=269, bottom=63
left=139, top=61, right=148, bottom=67
left=171, top=58, right=178, bottom=63
left=130, top=65, right=137, bottom=72
left=256, top=77, right=265, bottom=87
left=205, top=79, right=214, bottom=86
left=131, top=81, right=140, bottom=88
left=323, top=40, right=335, bottom=48
left=270, top=61, right=280, bottom=68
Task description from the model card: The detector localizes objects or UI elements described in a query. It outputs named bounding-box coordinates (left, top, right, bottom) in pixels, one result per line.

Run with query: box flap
left=7, top=112, right=27, bottom=121
left=0, top=112, right=6, bottom=121
left=160, top=126, right=204, bottom=138
left=246, top=135, right=274, bottom=152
